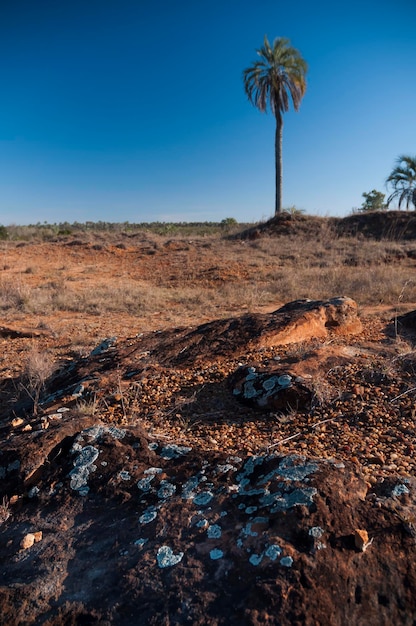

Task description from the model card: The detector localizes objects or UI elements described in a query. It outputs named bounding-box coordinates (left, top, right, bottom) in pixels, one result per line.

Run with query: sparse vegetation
left=359, top=189, right=387, bottom=212
left=0, top=496, right=11, bottom=524
left=2, top=220, right=248, bottom=241
left=21, top=349, right=56, bottom=415
left=1, top=215, right=416, bottom=329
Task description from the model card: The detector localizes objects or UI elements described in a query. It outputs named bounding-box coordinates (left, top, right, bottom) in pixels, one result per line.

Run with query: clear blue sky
left=0, top=0, right=415, bottom=224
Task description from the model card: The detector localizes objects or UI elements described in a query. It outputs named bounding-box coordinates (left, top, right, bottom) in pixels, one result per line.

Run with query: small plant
left=21, top=349, right=56, bottom=415
left=76, top=395, right=97, bottom=416
left=220, top=217, right=238, bottom=231
left=0, top=281, right=30, bottom=311
left=393, top=279, right=414, bottom=338
left=282, top=205, right=305, bottom=215
left=0, top=496, right=11, bottom=524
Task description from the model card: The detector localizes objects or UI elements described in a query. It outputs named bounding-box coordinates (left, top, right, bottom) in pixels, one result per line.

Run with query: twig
left=391, top=386, right=416, bottom=403
left=267, top=415, right=340, bottom=451
left=310, top=416, right=339, bottom=429
left=268, top=431, right=302, bottom=450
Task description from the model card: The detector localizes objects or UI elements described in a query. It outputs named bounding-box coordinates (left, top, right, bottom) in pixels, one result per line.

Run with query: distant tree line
left=0, top=220, right=245, bottom=241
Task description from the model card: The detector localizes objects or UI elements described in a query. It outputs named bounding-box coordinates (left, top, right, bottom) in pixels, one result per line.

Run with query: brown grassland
left=1, top=214, right=416, bottom=332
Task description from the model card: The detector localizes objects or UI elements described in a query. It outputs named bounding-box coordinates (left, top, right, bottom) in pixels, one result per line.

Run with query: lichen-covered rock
left=229, top=365, right=312, bottom=412
left=2, top=421, right=416, bottom=626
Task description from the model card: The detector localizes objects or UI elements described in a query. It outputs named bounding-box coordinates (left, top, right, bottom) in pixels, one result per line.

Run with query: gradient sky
left=0, top=0, right=415, bottom=225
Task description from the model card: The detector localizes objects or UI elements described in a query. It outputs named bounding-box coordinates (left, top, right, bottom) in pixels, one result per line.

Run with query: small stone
left=119, top=471, right=131, bottom=481
left=28, top=486, right=40, bottom=498
left=354, top=529, right=372, bottom=552
left=11, top=418, right=24, bottom=428
left=193, top=491, right=214, bottom=506
left=392, top=483, right=410, bottom=497
left=139, top=508, right=158, bottom=524
left=20, top=533, right=35, bottom=550
left=134, top=538, right=148, bottom=548
left=265, top=544, right=282, bottom=560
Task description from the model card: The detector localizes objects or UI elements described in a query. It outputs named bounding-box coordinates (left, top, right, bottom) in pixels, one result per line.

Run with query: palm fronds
left=386, top=155, right=416, bottom=210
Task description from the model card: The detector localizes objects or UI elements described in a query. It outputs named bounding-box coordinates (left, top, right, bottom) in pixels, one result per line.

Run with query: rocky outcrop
left=229, top=365, right=313, bottom=412
left=91, top=296, right=360, bottom=371
left=0, top=297, right=362, bottom=422
left=4, top=297, right=416, bottom=625
left=0, top=419, right=415, bottom=625
left=134, top=296, right=362, bottom=366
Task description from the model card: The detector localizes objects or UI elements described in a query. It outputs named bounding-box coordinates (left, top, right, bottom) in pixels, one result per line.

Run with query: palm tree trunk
left=275, top=116, right=283, bottom=215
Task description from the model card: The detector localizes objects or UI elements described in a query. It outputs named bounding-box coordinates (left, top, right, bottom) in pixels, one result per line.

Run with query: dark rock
left=397, top=309, right=416, bottom=332
left=1, top=423, right=416, bottom=625
left=229, top=365, right=312, bottom=412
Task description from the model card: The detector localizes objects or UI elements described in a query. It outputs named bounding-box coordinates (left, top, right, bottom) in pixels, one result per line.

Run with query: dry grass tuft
left=0, top=497, right=11, bottom=525
left=21, top=349, right=56, bottom=414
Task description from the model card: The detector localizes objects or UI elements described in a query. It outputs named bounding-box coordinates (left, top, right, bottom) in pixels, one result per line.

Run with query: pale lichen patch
left=207, top=524, right=222, bottom=539
left=160, top=444, right=192, bottom=460
left=157, top=545, right=184, bottom=568
left=209, top=548, right=223, bottom=560
left=139, top=507, right=158, bottom=524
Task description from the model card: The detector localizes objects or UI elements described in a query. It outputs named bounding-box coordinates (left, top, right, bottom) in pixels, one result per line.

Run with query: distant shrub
left=221, top=217, right=237, bottom=227
left=359, top=190, right=387, bottom=212
left=0, top=225, right=8, bottom=240
left=282, top=206, right=305, bottom=215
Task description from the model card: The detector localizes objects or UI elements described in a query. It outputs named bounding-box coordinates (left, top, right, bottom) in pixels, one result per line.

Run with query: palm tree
left=386, top=155, right=416, bottom=210
left=243, top=36, right=307, bottom=215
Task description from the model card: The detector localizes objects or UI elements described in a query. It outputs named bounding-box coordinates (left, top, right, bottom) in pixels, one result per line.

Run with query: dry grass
left=0, top=496, right=11, bottom=525
left=21, top=349, right=56, bottom=414
left=1, top=220, right=416, bottom=327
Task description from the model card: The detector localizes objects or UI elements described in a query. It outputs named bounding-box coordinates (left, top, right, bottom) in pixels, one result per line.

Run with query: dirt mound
left=235, top=211, right=416, bottom=241
left=336, top=211, right=416, bottom=240
left=234, top=213, right=334, bottom=240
